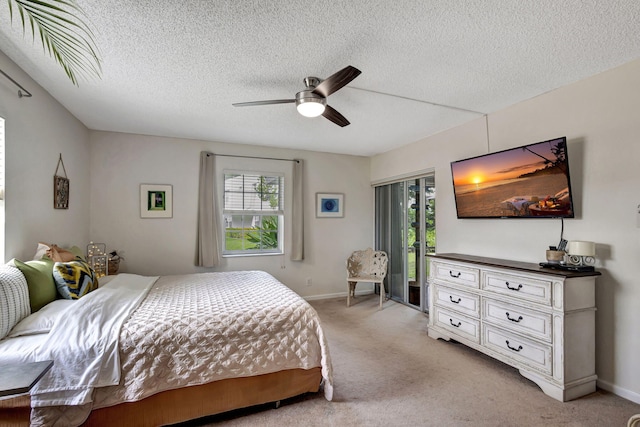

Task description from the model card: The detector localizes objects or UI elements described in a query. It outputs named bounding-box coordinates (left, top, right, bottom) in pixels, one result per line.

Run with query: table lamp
left=567, top=241, right=596, bottom=266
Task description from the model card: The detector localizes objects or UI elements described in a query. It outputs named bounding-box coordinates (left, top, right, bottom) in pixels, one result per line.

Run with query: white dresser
left=427, top=253, right=600, bottom=402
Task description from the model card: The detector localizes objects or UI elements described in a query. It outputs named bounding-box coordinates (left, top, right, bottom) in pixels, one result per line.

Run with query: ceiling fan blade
left=232, top=99, right=295, bottom=107
left=322, top=105, right=350, bottom=127
left=313, top=65, right=361, bottom=98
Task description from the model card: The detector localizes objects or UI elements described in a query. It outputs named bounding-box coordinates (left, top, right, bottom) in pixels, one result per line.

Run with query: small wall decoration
left=316, top=193, right=344, bottom=218
left=54, top=154, right=69, bottom=209
left=140, top=184, right=173, bottom=218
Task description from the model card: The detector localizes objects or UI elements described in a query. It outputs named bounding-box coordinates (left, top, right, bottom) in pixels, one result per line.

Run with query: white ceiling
left=1, top=1, right=639, bottom=157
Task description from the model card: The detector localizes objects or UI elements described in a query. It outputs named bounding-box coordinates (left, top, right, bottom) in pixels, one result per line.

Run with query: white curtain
left=196, top=151, right=221, bottom=267
left=291, top=159, right=304, bottom=261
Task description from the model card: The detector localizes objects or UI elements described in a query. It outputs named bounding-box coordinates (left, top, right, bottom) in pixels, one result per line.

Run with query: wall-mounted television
left=450, top=137, right=574, bottom=219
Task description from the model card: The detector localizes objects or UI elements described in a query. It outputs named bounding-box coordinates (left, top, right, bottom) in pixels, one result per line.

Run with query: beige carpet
left=188, top=295, right=640, bottom=426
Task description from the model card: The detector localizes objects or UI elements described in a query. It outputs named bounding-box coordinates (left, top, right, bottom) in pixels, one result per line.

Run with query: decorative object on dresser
left=545, top=249, right=565, bottom=264
left=566, top=241, right=596, bottom=267
left=427, top=253, right=601, bottom=402
left=346, top=248, right=388, bottom=308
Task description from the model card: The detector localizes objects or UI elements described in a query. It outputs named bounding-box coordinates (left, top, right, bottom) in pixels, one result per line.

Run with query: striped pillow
left=53, top=260, right=98, bottom=299
left=0, top=264, right=31, bottom=339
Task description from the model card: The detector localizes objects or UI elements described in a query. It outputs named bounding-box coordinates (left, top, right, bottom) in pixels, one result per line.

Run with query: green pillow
left=68, top=246, right=86, bottom=261
left=13, top=258, right=57, bottom=312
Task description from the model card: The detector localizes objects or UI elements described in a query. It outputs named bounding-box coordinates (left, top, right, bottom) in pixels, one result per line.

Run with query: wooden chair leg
left=379, top=282, right=385, bottom=308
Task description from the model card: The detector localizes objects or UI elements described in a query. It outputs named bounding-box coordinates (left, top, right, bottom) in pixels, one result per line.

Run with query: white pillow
left=33, top=242, right=51, bottom=260
left=7, top=299, right=74, bottom=338
left=0, top=264, right=30, bottom=339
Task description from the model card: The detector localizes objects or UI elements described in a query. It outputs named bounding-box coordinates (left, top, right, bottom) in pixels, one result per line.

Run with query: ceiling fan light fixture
left=233, top=66, right=360, bottom=126
left=295, top=91, right=326, bottom=117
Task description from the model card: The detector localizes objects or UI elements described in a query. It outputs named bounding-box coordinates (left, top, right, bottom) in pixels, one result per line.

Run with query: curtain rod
left=0, top=69, right=32, bottom=98
left=210, top=153, right=299, bottom=163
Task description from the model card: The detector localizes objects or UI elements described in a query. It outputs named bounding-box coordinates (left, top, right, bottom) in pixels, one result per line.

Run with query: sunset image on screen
left=451, top=138, right=573, bottom=218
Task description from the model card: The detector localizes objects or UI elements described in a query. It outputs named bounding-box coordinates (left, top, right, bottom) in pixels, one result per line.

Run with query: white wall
left=0, top=51, right=90, bottom=262
left=372, top=59, right=640, bottom=403
left=88, top=131, right=373, bottom=298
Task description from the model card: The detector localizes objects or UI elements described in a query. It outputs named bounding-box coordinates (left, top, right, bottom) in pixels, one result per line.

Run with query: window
left=0, top=117, right=4, bottom=201
left=0, top=117, right=4, bottom=263
left=223, top=171, right=284, bottom=255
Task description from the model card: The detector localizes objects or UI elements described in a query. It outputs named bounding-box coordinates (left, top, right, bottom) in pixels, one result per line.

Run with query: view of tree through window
left=223, top=172, right=284, bottom=255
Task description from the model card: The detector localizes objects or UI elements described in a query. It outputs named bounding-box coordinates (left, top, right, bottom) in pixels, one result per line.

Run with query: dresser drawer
left=435, top=286, right=480, bottom=318
left=483, top=298, right=552, bottom=342
left=433, top=306, right=480, bottom=343
left=483, top=271, right=552, bottom=306
left=433, top=262, right=480, bottom=289
left=483, top=325, right=552, bottom=375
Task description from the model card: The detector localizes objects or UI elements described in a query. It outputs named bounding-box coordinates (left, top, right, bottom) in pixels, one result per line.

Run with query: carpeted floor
left=189, top=295, right=640, bottom=426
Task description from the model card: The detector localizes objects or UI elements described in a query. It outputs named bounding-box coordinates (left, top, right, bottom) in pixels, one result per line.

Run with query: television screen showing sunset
left=450, top=137, right=574, bottom=218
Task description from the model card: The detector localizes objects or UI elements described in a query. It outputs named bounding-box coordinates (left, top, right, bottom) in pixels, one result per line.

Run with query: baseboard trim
left=304, top=290, right=374, bottom=301
left=597, top=378, right=640, bottom=404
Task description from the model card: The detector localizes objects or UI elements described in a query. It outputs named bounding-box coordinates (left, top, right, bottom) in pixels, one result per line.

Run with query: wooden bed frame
left=0, top=367, right=322, bottom=426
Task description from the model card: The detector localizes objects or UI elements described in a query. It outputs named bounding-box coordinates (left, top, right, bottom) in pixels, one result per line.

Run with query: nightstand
left=0, top=361, right=53, bottom=425
left=0, top=360, right=54, bottom=397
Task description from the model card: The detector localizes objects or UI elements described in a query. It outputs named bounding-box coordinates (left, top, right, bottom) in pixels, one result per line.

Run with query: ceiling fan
left=232, top=65, right=361, bottom=127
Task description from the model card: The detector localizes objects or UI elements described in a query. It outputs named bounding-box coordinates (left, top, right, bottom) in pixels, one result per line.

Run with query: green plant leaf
left=7, top=0, right=102, bottom=86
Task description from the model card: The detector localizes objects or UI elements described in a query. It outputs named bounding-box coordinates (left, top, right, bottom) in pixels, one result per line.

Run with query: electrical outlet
left=305, top=277, right=312, bottom=286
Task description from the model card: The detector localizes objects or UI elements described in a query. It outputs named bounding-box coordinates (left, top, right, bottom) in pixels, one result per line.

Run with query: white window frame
left=0, top=117, right=4, bottom=263
left=222, top=170, right=284, bottom=256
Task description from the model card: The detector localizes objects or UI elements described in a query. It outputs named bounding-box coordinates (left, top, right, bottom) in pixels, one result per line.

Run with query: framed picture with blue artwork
left=316, top=193, right=344, bottom=218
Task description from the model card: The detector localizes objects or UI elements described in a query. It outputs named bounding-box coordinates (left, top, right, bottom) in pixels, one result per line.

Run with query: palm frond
left=7, top=0, right=102, bottom=86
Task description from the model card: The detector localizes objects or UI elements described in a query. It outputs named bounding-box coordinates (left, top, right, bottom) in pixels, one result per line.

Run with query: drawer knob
left=449, top=319, right=462, bottom=328
left=449, top=296, right=461, bottom=304
left=505, top=281, right=523, bottom=291
left=505, top=312, right=523, bottom=323
left=505, top=340, right=523, bottom=352
left=449, top=270, right=462, bottom=278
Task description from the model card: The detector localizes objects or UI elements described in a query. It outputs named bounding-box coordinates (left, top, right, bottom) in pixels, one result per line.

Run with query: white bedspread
left=31, top=271, right=333, bottom=426
left=31, top=274, right=157, bottom=407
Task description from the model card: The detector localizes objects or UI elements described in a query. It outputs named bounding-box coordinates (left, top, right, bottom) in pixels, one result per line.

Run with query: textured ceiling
left=1, top=1, right=639, bottom=156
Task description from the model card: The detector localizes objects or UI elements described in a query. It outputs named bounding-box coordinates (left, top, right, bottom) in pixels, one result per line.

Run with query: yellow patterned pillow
left=53, top=260, right=98, bottom=299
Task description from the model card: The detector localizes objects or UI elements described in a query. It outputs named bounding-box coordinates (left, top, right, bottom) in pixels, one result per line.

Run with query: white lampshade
left=296, top=100, right=325, bottom=117
left=567, top=241, right=595, bottom=257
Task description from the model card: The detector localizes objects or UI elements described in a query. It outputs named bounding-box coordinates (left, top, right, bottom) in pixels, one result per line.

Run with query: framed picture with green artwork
left=140, top=184, right=173, bottom=218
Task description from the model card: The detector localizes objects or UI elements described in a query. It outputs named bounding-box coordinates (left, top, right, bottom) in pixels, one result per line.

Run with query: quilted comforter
left=30, top=271, right=333, bottom=426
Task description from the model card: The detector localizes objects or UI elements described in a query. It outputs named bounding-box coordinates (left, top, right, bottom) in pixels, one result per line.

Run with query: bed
left=0, top=268, right=333, bottom=426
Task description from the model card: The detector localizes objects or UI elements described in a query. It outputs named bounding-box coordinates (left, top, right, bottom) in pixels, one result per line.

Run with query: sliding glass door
left=375, top=175, right=435, bottom=311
